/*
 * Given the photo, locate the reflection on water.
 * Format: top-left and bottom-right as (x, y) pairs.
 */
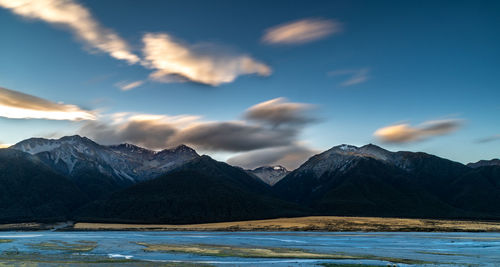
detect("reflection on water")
(0, 231), (499, 266)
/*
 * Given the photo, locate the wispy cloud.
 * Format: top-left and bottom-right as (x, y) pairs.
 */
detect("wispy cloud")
(141, 33), (271, 86)
(227, 143), (318, 170)
(328, 68), (370, 87)
(245, 97), (315, 126)
(0, 0), (139, 64)
(374, 119), (462, 143)
(476, 134), (500, 143)
(115, 80), (144, 91)
(263, 18), (341, 45)
(80, 114), (297, 152)
(0, 86), (96, 121)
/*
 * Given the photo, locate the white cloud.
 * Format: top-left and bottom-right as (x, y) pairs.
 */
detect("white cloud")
(263, 18), (341, 45)
(0, 86), (96, 121)
(374, 119), (462, 143)
(141, 33), (271, 86)
(115, 80), (144, 91)
(0, 0), (139, 64)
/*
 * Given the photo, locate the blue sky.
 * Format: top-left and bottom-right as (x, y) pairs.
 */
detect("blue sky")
(0, 0), (499, 168)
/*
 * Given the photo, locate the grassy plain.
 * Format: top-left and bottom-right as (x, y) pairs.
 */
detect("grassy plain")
(72, 216), (500, 232)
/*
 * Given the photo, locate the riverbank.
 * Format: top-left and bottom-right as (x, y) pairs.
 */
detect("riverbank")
(72, 216), (500, 232)
(2, 216), (500, 232)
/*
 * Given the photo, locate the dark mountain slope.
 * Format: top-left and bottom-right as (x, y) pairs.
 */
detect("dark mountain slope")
(447, 165), (500, 216)
(77, 156), (305, 224)
(276, 156), (460, 218)
(0, 149), (88, 223)
(274, 144), (498, 219)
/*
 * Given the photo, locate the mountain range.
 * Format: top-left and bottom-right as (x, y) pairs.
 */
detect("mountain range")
(0, 136), (499, 223)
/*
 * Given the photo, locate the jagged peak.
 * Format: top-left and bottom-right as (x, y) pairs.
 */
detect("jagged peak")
(158, 144), (198, 155)
(331, 144), (359, 151)
(253, 165), (288, 172)
(109, 143), (151, 151)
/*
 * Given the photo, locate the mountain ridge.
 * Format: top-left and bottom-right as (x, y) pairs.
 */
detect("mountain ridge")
(1, 135), (500, 223)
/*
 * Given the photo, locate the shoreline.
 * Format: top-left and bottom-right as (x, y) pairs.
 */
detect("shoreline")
(3, 216), (500, 232)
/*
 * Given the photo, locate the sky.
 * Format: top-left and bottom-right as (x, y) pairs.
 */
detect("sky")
(0, 0), (499, 169)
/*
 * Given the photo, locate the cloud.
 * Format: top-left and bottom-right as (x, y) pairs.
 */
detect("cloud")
(79, 98), (317, 156)
(115, 80), (144, 91)
(141, 33), (271, 86)
(0, 0), (139, 64)
(0, 87), (96, 120)
(245, 97), (315, 126)
(80, 116), (297, 152)
(374, 119), (462, 143)
(227, 143), (318, 170)
(79, 113), (198, 149)
(328, 68), (370, 87)
(476, 134), (500, 143)
(263, 18), (341, 45)
(170, 121), (297, 152)
(0, 143), (11, 149)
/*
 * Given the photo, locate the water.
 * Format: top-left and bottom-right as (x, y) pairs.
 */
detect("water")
(0, 231), (499, 266)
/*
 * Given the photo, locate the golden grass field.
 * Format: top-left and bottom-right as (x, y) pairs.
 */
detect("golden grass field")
(71, 216), (500, 232)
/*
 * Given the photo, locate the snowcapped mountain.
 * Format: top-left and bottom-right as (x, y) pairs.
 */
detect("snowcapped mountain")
(292, 143), (424, 178)
(467, 159), (500, 168)
(249, 165), (289, 185)
(273, 143), (493, 219)
(12, 135), (199, 183)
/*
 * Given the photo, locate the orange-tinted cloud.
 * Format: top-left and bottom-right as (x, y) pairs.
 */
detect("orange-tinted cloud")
(142, 33), (271, 86)
(0, 87), (96, 121)
(0, 0), (139, 64)
(374, 119), (462, 143)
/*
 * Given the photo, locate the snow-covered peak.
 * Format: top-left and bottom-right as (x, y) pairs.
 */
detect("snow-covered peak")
(12, 137), (63, 155)
(108, 143), (155, 155)
(12, 135), (98, 154)
(336, 144), (359, 151)
(250, 165), (289, 186)
(324, 143), (391, 161)
(11, 136), (199, 183)
(294, 143), (401, 178)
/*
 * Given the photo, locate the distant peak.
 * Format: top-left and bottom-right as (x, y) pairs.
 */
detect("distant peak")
(467, 158), (500, 168)
(111, 143), (143, 149)
(331, 144), (359, 152)
(361, 143), (381, 149)
(109, 143), (154, 154)
(173, 144), (192, 150)
(253, 165), (288, 172)
(273, 165), (287, 171)
(158, 144), (199, 156)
